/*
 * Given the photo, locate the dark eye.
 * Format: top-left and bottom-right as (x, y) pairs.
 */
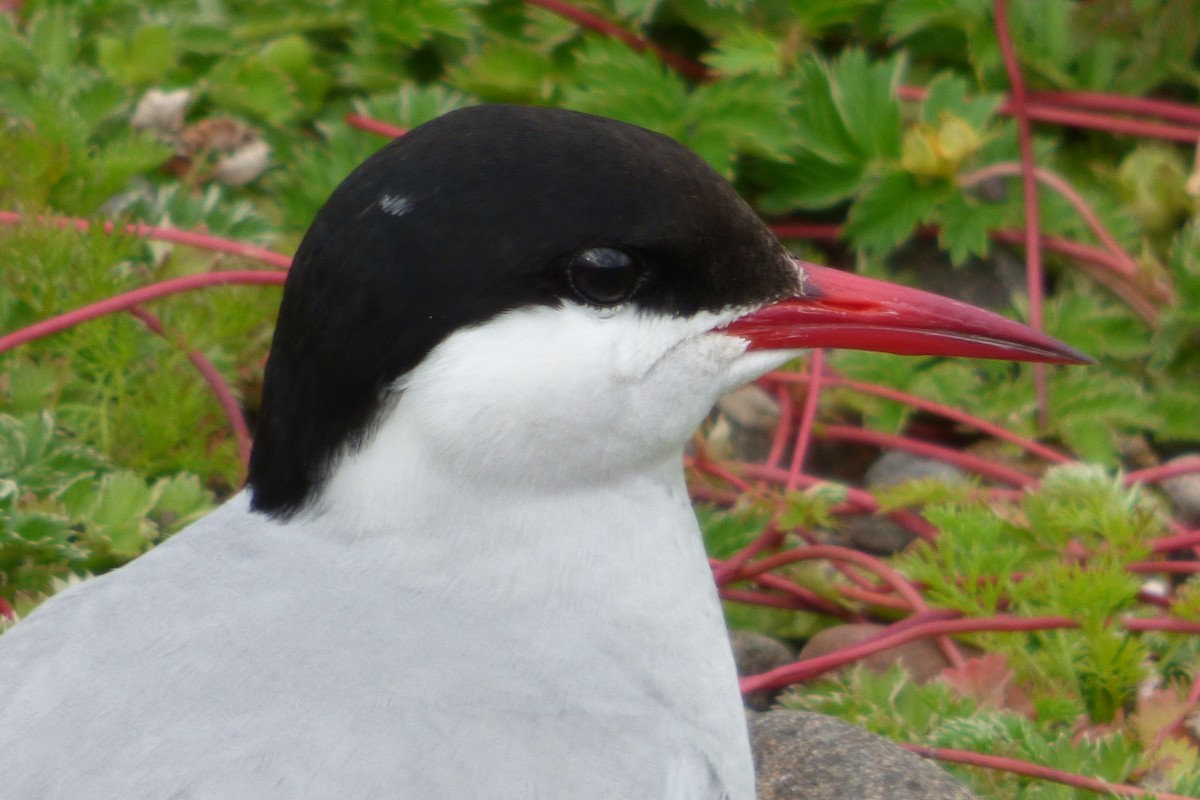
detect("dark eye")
(567, 247), (643, 307)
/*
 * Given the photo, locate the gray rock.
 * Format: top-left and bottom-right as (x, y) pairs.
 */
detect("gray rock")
(716, 384), (781, 462)
(750, 710), (978, 800)
(886, 239), (1025, 313)
(844, 450), (967, 555)
(1161, 454), (1200, 526)
(730, 630), (795, 711)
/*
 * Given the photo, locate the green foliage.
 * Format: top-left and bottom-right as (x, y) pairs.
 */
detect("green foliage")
(897, 465), (1165, 724)
(0, 412), (212, 613)
(782, 663), (1195, 799)
(2, 4), (1199, 794)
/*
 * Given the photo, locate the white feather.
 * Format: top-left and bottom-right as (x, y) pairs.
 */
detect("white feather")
(0, 304), (794, 799)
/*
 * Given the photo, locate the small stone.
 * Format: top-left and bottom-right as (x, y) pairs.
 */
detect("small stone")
(1161, 454), (1200, 526)
(730, 630), (795, 711)
(844, 450), (967, 554)
(214, 139), (271, 185)
(131, 88), (191, 134)
(750, 710), (978, 799)
(716, 384), (780, 462)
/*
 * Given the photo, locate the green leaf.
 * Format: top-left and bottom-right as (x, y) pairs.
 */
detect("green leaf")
(97, 24), (178, 86)
(0, 14), (38, 82)
(562, 38), (688, 136)
(685, 75), (797, 174)
(830, 49), (904, 161)
(151, 474), (213, 531)
(779, 483), (847, 530)
(206, 57), (300, 125)
(705, 28), (781, 77)
(937, 192), (1007, 265)
(793, 57), (861, 164)
(753, 150), (866, 212)
(452, 41), (554, 103)
(844, 171), (945, 253)
(89, 471), (158, 530)
(788, 0), (879, 32)
(921, 73), (1002, 129)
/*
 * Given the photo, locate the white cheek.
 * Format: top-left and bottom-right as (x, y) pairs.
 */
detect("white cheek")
(359, 304), (776, 486)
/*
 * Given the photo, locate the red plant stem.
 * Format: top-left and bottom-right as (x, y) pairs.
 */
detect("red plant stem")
(961, 163), (1142, 281)
(820, 424), (1038, 488)
(0, 271), (288, 354)
(718, 587), (807, 611)
(964, 162), (1175, 312)
(1028, 90), (1200, 127)
(1122, 618), (1200, 634)
(752, 571), (863, 621)
(0, 211), (292, 270)
(523, 0), (709, 81)
(767, 370), (1074, 465)
(898, 85), (1200, 142)
(787, 352), (823, 491)
(739, 614), (1078, 692)
(1127, 456), (1200, 485)
(344, 113), (406, 139)
(763, 383), (794, 470)
(988, 230), (1161, 323)
(994, 0), (1049, 428)
(1127, 561), (1200, 575)
(1151, 528), (1200, 554)
(835, 583), (913, 611)
(711, 519), (783, 586)
(1016, 103), (1200, 143)
(712, 558), (853, 620)
(732, 545), (930, 619)
(903, 744), (1199, 800)
(734, 463), (939, 540)
(686, 453), (755, 495)
(768, 222), (843, 241)
(127, 307), (251, 470)
(1152, 671), (1200, 756)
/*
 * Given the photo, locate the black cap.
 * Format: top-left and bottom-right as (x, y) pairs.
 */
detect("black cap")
(248, 104), (797, 517)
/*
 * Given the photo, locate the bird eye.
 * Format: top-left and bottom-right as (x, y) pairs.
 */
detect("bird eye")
(567, 247), (643, 307)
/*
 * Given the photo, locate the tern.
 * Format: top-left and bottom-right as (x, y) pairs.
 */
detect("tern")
(0, 104), (1088, 799)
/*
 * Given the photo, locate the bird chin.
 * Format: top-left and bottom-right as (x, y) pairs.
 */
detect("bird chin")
(726, 345), (801, 386)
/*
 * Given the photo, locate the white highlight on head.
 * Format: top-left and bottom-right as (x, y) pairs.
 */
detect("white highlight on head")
(379, 194), (413, 217)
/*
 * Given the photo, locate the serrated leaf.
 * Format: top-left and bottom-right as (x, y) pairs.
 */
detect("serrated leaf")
(705, 28), (781, 77)
(788, 0), (878, 31)
(562, 38), (688, 136)
(0, 14), (38, 82)
(89, 471), (158, 529)
(11, 512), (73, 546)
(753, 150), (866, 212)
(97, 25), (177, 86)
(206, 57), (300, 125)
(922, 73), (1002, 129)
(779, 482), (847, 530)
(938, 192), (1007, 264)
(844, 171), (945, 253)
(873, 477), (972, 513)
(793, 57), (861, 164)
(151, 474), (212, 531)
(831, 49), (904, 161)
(686, 75), (797, 172)
(452, 41), (552, 103)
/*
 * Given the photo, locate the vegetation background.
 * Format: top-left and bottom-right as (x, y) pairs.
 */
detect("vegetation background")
(1, 0), (1199, 796)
